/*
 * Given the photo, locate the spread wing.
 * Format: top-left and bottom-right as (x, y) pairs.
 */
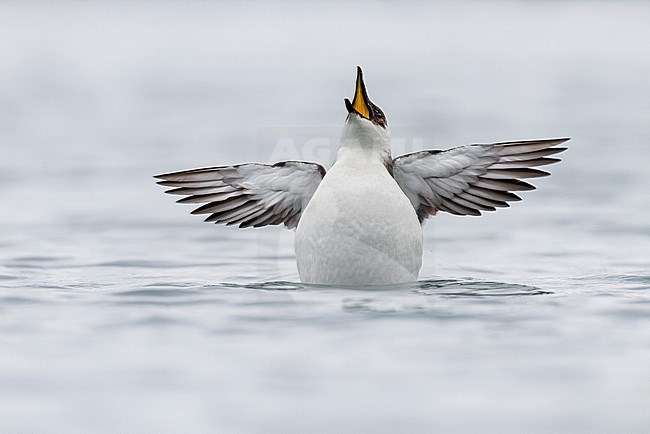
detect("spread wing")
(155, 161), (326, 229)
(393, 138), (569, 221)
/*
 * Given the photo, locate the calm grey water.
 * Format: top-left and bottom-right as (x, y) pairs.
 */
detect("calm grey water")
(2, 2), (650, 432)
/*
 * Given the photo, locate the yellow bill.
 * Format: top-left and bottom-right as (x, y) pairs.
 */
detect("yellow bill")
(351, 66), (371, 119)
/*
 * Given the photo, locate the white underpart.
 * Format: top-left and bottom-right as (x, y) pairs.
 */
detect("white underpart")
(295, 115), (423, 285)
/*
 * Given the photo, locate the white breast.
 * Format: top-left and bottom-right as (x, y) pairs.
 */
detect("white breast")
(295, 149), (423, 285)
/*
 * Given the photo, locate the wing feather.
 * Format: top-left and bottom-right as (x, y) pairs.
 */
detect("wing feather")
(155, 161), (326, 229)
(473, 178), (535, 191)
(393, 138), (568, 221)
(481, 168), (550, 179)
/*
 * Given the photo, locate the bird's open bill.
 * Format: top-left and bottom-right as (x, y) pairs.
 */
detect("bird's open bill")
(345, 66), (371, 119)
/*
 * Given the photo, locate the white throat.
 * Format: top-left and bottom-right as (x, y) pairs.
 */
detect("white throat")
(336, 114), (392, 166)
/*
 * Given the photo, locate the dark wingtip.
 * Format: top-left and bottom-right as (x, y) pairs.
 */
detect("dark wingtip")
(552, 138), (570, 147)
(155, 172), (178, 181)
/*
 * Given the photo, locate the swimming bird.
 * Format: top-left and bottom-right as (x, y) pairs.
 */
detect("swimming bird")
(155, 67), (568, 285)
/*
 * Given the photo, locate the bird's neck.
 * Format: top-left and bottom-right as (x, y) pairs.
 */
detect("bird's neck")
(335, 145), (392, 170)
(336, 122), (392, 169)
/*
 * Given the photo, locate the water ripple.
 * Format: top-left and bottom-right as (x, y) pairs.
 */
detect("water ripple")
(0, 274), (20, 281)
(219, 281), (305, 291)
(414, 278), (550, 297)
(214, 278), (548, 297)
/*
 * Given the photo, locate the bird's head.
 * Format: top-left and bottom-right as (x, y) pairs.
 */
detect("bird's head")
(343, 66), (390, 149)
